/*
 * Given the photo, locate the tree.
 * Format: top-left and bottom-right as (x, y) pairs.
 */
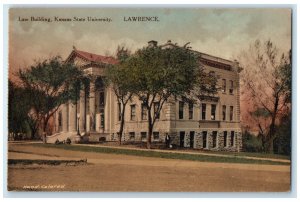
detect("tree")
(104, 46), (133, 145)
(239, 40), (291, 153)
(127, 44), (200, 149)
(273, 113), (291, 155)
(18, 56), (83, 143)
(8, 80), (31, 138)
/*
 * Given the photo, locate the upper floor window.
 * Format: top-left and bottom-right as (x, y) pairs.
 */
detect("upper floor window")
(230, 106), (234, 121)
(141, 103), (147, 120)
(229, 80), (234, 94)
(209, 71), (216, 77)
(222, 105), (226, 121)
(202, 104), (206, 120)
(130, 104), (136, 121)
(188, 102), (193, 120)
(179, 101), (184, 119)
(154, 102), (160, 119)
(211, 104), (216, 120)
(222, 79), (226, 93)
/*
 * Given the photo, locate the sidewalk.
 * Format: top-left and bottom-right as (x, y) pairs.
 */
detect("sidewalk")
(73, 143), (291, 163)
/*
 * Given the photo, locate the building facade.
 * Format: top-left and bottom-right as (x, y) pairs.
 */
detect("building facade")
(47, 41), (242, 152)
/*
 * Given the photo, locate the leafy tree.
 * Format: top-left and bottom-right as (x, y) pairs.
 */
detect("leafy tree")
(104, 46), (133, 145)
(239, 40), (291, 153)
(127, 44), (201, 149)
(8, 80), (31, 138)
(18, 56), (83, 143)
(273, 113), (291, 155)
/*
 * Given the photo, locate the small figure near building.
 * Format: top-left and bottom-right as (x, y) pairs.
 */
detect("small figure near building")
(165, 133), (171, 149)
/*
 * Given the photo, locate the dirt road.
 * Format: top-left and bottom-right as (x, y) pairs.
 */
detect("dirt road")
(7, 144), (290, 192)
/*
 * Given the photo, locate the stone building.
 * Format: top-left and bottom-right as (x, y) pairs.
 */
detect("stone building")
(47, 41), (242, 152)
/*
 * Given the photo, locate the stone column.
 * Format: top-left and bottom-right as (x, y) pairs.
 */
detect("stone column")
(79, 90), (86, 132)
(68, 101), (76, 132)
(62, 104), (68, 132)
(89, 81), (96, 131)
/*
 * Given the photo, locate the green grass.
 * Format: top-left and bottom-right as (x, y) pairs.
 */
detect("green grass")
(28, 143), (290, 166)
(201, 150), (290, 160)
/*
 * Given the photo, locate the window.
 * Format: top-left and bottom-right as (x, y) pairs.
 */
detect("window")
(224, 131), (227, 147)
(212, 131), (217, 148)
(222, 79), (226, 93)
(202, 131), (207, 148)
(179, 101), (184, 119)
(154, 102), (160, 119)
(130, 104), (136, 121)
(230, 131), (235, 147)
(141, 132), (147, 140)
(201, 104), (206, 120)
(222, 105), (226, 121)
(100, 113), (104, 129)
(141, 103), (147, 120)
(153, 132), (160, 140)
(117, 102), (121, 121)
(229, 80), (234, 94)
(211, 104), (216, 120)
(188, 102), (193, 119)
(129, 132), (135, 140)
(99, 91), (105, 106)
(209, 71), (216, 77)
(230, 106), (234, 121)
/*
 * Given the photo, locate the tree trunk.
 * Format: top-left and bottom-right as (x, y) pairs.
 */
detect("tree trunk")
(147, 107), (153, 149)
(30, 127), (36, 140)
(42, 117), (49, 144)
(118, 104), (126, 145)
(268, 95), (279, 153)
(268, 138), (274, 154)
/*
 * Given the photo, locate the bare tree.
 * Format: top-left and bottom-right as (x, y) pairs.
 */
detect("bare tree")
(239, 40), (291, 153)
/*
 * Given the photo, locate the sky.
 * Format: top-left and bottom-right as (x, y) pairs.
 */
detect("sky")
(9, 7), (291, 76)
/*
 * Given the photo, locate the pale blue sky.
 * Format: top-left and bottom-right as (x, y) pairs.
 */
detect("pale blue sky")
(9, 8), (291, 74)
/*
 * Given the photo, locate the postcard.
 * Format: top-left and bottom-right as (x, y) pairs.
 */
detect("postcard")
(7, 6), (292, 193)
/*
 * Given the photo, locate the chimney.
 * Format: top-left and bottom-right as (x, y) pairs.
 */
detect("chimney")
(148, 40), (158, 47)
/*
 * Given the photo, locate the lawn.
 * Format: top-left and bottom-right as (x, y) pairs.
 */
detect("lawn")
(29, 143), (290, 165)
(200, 150), (290, 160)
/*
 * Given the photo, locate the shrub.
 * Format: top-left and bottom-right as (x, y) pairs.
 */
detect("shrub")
(242, 131), (263, 152)
(66, 138), (71, 145)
